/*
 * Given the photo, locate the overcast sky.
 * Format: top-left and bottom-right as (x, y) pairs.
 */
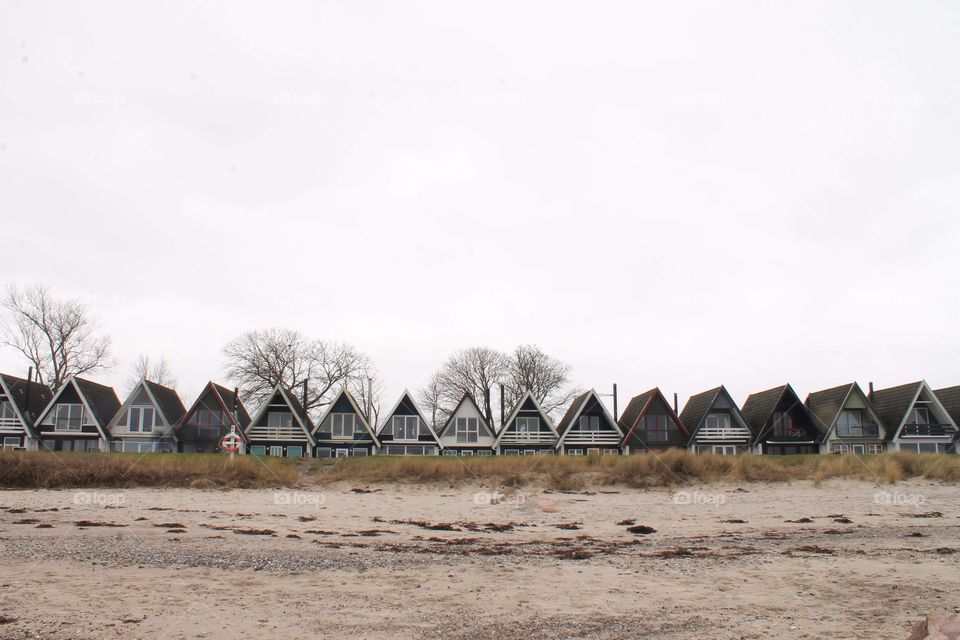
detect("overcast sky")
(1, 1), (958, 412)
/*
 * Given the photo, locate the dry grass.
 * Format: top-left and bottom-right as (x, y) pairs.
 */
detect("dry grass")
(0, 451), (299, 489)
(1, 450), (958, 490)
(311, 450), (960, 489)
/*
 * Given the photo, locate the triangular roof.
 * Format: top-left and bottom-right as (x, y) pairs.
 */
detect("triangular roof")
(378, 389), (441, 445)
(934, 385), (960, 427)
(245, 384), (317, 446)
(741, 383), (821, 444)
(176, 381), (252, 437)
(618, 387), (689, 442)
(0, 373), (53, 439)
(805, 382), (885, 437)
(437, 394), (496, 439)
(872, 380), (958, 438)
(36, 375), (121, 440)
(555, 389), (623, 440)
(679, 385), (753, 438)
(314, 387), (380, 446)
(493, 390), (558, 446)
(108, 378), (186, 437)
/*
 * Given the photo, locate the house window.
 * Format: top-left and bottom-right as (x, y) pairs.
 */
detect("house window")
(503, 449), (520, 456)
(3, 436), (20, 449)
(250, 445), (266, 455)
(287, 446), (304, 458)
(315, 447), (332, 458)
(832, 444), (849, 454)
(523, 450), (537, 455)
(53, 404), (85, 431)
(642, 415), (669, 441)
(909, 407), (930, 425)
(587, 448), (601, 455)
(335, 448), (349, 458)
(269, 446), (283, 457)
(837, 410), (862, 436)
(705, 413), (730, 430)
(476, 450), (492, 456)
(516, 417), (539, 436)
(127, 406), (157, 433)
(852, 444), (865, 454)
(442, 449), (458, 456)
(771, 412), (796, 437)
(0, 401), (17, 422)
(460, 450), (474, 456)
(578, 416), (600, 431)
(353, 448), (368, 457)
(331, 414), (355, 438)
(868, 444), (885, 454)
(455, 417), (479, 443)
(392, 415), (420, 440)
(267, 412), (293, 429)
(568, 449), (584, 456)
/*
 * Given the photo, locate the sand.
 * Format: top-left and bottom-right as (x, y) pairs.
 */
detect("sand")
(0, 479), (957, 639)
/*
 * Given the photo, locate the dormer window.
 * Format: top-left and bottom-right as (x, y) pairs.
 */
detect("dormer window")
(392, 415), (419, 440)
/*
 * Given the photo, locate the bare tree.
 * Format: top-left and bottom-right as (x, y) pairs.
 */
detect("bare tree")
(503, 344), (579, 417)
(0, 284), (113, 389)
(421, 347), (509, 426)
(222, 327), (370, 417)
(127, 353), (177, 392)
(417, 371), (445, 430)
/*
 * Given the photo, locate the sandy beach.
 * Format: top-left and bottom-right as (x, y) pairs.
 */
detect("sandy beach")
(0, 479), (957, 639)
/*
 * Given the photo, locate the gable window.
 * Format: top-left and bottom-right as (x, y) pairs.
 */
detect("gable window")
(267, 412), (293, 429)
(909, 406), (930, 426)
(53, 404), (84, 431)
(127, 406), (157, 433)
(392, 415), (420, 440)
(332, 413), (355, 438)
(455, 417), (479, 443)
(578, 416), (600, 431)
(195, 409), (227, 438)
(516, 417), (539, 437)
(641, 415), (669, 441)
(771, 412), (796, 438)
(837, 410), (863, 437)
(0, 401), (17, 424)
(705, 413), (731, 430)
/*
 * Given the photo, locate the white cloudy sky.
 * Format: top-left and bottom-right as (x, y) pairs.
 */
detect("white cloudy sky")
(1, 1), (958, 412)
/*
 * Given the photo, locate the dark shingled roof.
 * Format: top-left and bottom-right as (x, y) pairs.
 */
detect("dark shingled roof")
(805, 383), (856, 432)
(870, 382), (922, 433)
(934, 385), (960, 427)
(556, 391), (592, 435)
(0, 373), (53, 427)
(741, 385), (787, 433)
(211, 383), (252, 428)
(73, 377), (121, 428)
(145, 380), (186, 426)
(282, 387), (315, 431)
(617, 389), (656, 432)
(438, 394), (495, 438)
(678, 387), (723, 433)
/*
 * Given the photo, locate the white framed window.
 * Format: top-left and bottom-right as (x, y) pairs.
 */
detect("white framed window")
(837, 410), (863, 436)
(442, 449), (457, 456)
(523, 450), (537, 456)
(392, 415), (420, 440)
(335, 448), (349, 458)
(868, 444), (884, 454)
(832, 444), (849, 454)
(852, 444), (865, 454)
(127, 406), (157, 433)
(476, 449), (492, 456)
(460, 449), (474, 456)
(909, 407), (930, 425)
(705, 413), (731, 430)
(503, 449), (519, 456)
(267, 412), (293, 431)
(269, 446), (283, 457)
(569, 449), (584, 456)
(52, 404), (84, 431)
(0, 401), (17, 422)
(712, 445), (736, 455)
(287, 446), (304, 458)
(332, 414), (355, 438)
(315, 447), (332, 458)
(455, 417), (479, 443)
(603, 449), (618, 455)
(352, 448), (368, 456)
(578, 416), (600, 431)
(516, 417), (539, 436)
(3, 436), (20, 449)
(586, 448), (601, 455)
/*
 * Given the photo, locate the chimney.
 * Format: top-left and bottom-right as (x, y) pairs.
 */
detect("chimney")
(612, 383), (618, 422)
(24, 367), (33, 424)
(301, 380), (309, 420)
(673, 392), (679, 414)
(499, 383), (506, 426)
(868, 382), (875, 401)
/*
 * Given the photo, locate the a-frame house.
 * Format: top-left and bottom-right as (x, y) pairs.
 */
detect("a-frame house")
(437, 394), (496, 456)
(313, 388), (380, 458)
(0, 373), (53, 450)
(742, 384), (821, 455)
(494, 390), (558, 455)
(679, 386), (753, 455)
(934, 385), (960, 453)
(871, 381), (957, 454)
(377, 390), (441, 455)
(618, 388), (689, 453)
(175, 382), (251, 453)
(554, 389), (622, 455)
(107, 379), (185, 453)
(35, 376), (120, 452)
(244, 385), (315, 458)
(805, 382), (887, 454)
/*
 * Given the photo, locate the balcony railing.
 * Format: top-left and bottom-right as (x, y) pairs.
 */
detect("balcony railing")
(836, 423), (880, 438)
(563, 430), (621, 443)
(697, 426), (752, 441)
(900, 423), (955, 437)
(0, 417), (22, 429)
(500, 431), (556, 443)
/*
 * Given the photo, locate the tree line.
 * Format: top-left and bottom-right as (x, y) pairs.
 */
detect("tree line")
(0, 284), (578, 427)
